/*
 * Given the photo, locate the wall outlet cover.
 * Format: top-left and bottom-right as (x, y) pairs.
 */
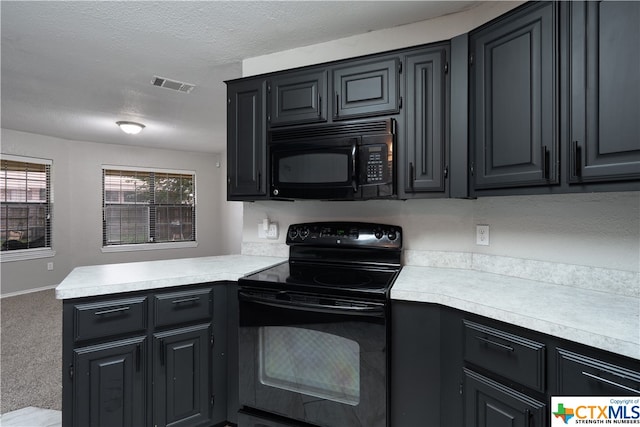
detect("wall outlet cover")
(476, 225), (490, 246)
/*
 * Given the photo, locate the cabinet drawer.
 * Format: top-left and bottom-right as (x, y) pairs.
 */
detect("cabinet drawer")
(557, 348), (640, 395)
(73, 297), (147, 342)
(464, 320), (546, 392)
(154, 288), (212, 327)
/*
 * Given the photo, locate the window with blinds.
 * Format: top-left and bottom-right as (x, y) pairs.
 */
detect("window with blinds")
(103, 168), (196, 246)
(0, 156), (52, 252)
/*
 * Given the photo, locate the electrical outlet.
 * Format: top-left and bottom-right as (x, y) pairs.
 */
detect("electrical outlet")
(266, 222), (278, 239)
(258, 223), (267, 238)
(476, 225), (490, 246)
(47, 262), (54, 271)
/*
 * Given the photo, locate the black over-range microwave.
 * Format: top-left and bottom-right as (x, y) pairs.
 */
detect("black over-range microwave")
(269, 118), (396, 200)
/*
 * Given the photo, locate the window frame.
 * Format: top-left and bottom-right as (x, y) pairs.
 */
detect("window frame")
(0, 154), (56, 262)
(101, 165), (198, 253)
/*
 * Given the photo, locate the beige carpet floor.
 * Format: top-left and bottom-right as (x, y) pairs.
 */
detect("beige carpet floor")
(1, 289), (62, 413)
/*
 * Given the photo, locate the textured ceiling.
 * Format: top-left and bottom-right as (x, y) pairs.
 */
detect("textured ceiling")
(1, 1), (478, 153)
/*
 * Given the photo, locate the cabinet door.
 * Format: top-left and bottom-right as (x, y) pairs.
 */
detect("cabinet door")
(470, 2), (557, 189)
(568, 1), (640, 183)
(404, 48), (447, 194)
(332, 57), (400, 119)
(464, 369), (546, 427)
(227, 79), (267, 199)
(269, 70), (327, 126)
(153, 323), (212, 427)
(557, 348), (640, 395)
(73, 336), (146, 427)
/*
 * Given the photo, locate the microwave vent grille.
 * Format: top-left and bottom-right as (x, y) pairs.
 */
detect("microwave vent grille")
(270, 119), (392, 143)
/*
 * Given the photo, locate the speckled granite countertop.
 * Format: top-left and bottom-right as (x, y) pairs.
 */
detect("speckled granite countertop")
(392, 266), (640, 360)
(55, 251), (639, 360)
(54, 255), (286, 300)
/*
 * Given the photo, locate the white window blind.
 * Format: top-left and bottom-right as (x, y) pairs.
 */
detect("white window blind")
(0, 156), (52, 253)
(102, 168), (196, 247)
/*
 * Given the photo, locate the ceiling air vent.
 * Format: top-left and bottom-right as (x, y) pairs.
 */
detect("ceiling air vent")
(151, 76), (195, 94)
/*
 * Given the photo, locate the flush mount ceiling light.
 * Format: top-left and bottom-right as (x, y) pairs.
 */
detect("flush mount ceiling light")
(116, 121), (145, 135)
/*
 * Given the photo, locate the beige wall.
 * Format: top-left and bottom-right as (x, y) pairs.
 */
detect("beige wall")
(239, 1), (640, 273)
(1, 128), (240, 295)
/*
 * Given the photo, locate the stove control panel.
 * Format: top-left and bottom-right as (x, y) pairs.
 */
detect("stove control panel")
(286, 222), (402, 249)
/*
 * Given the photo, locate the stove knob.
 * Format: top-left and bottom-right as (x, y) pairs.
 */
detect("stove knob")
(299, 227), (310, 239)
(288, 228), (298, 240)
(374, 229), (384, 239)
(387, 230), (397, 241)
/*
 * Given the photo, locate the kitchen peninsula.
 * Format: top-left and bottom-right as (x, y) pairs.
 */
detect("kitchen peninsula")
(56, 253), (639, 427)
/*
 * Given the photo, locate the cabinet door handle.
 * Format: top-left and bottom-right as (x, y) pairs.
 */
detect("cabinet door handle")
(351, 140), (358, 192)
(572, 141), (582, 178)
(257, 170), (262, 192)
(475, 335), (515, 352)
(318, 94), (322, 117)
(94, 306), (130, 316)
(159, 339), (165, 366)
(581, 371), (639, 394)
(525, 409), (532, 427)
(335, 93), (340, 117)
(135, 344), (141, 372)
(171, 296), (200, 305)
(409, 162), (415, 190)
(542, 145), (550, 180)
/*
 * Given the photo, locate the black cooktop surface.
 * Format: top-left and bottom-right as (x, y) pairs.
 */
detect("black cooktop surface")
(240, 260), (400, 299)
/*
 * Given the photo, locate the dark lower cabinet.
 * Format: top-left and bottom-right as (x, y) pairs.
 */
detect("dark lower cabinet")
(557, 348), (640, 395)
(391, 302), (640, 427)
(153, 324), (213, 427)
(73, 336), (146, 427)
(463, 369), (546, 427)
(63, 284), (226, 427)
(567, 0), (640, 184)
(470, 1), (557, 190)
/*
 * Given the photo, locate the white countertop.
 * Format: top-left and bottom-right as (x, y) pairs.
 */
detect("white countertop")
(392, 266), (640, 360)
(54, 255), (286, 300)
(55, 254), (639, 360)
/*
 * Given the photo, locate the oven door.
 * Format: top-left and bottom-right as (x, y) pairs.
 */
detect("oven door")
(238, 289), (387, 427)
(270, 137), (358, 200)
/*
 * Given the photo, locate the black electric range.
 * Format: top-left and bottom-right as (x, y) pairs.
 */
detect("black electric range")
(240, 221), (403, 300)
(237, 221), (403, 427)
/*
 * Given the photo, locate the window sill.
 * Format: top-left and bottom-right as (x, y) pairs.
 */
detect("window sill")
(101, 241), (198, 253)
(0, 248), (56, 262)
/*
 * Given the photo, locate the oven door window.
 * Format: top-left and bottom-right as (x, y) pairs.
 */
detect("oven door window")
(259, 326), (360, 406)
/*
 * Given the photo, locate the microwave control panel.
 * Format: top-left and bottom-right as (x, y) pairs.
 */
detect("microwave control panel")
(361, 143), (391, 185)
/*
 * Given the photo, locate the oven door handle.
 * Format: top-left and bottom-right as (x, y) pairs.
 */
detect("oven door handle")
(239, 291), (385, 317)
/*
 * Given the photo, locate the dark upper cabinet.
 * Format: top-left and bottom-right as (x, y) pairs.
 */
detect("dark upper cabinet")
(226, 78), (267, 200)
(269, 70), (327, 127)
(332, 57), (400, 120)
(402, 46), (448, 195)
(567, 1), (640, 184)
(470, 2), (557, 190)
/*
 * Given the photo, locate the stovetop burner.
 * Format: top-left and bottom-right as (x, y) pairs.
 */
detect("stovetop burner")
(313, 271), (373, 287)
(240, 222), (403, 300)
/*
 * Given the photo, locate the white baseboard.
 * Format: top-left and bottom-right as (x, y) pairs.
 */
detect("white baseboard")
(0, 284), (58, 299)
